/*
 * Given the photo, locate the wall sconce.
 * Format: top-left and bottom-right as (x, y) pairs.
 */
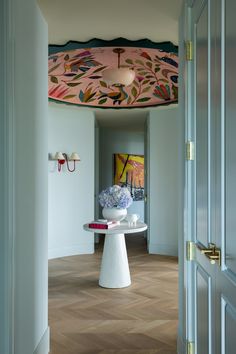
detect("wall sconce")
(52, 152), (81, 172)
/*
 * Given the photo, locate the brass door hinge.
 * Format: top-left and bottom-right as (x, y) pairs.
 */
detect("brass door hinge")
(186, 241), (195, 261)
(186, 141), (194, 161)
(186, 40), (193, 61)
(187, 341), (195, 354)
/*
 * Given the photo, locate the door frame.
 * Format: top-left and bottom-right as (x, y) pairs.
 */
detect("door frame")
(0, 0), (15, 352)
(178, 0), (197, 352)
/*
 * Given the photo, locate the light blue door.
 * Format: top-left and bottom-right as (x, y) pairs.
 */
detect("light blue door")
(190, 0), (236, 352)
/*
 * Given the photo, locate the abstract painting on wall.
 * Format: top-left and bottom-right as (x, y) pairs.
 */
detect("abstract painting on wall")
(114, 153), (144, 201)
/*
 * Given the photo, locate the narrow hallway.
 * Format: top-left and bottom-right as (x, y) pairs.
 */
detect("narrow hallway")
(49, 235), (178, 353)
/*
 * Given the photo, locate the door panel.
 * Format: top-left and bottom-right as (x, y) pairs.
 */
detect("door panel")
(195, 1), (209, 247)
(222, 302), (236, 354)
(195, 265), (212, 354)
(225, 0), (236, 276)
(193, 1), (216, 352)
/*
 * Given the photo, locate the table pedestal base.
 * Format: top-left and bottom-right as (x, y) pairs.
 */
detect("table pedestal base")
(99, 233), (131, 288)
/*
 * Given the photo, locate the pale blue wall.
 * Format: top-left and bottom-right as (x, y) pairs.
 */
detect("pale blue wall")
(99, 128), (145, 221)
(13, 2), (49, 353)
(148, 107), (179, 256)
(48, 104), (95, 258)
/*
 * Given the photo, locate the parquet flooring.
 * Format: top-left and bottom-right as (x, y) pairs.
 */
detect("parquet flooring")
(48, 234), (178, 354)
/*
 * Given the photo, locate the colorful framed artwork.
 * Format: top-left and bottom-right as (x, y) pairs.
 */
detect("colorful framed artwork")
(48, 38), (178, 109)
(114, 153), (144, 201)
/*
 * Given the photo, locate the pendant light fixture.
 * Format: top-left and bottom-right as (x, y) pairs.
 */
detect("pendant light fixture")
(102, 48), (135, 86)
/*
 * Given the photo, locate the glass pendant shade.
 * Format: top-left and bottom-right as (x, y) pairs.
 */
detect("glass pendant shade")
(102, 48), (135, 86)
(102, 67), (135, 86)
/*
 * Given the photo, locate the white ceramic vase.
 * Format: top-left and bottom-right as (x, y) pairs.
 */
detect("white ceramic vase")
(102, 207), (127, 222)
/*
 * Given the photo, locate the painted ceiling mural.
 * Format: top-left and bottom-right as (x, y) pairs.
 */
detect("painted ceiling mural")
(48, 39), (178, 108)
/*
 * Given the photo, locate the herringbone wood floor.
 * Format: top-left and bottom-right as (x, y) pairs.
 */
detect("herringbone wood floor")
(49, 234), (178, 354)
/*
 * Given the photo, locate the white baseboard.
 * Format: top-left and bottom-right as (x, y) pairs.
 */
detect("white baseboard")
(149, 242), (178, 256)
(33, 327), (50, 354)
(48, 243), (94, 260)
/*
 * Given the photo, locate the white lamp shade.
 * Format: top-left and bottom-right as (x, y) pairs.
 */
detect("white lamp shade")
(102, 67), (135, 86)
(69, 152), (81, 161)
(54, 152), (65, 160)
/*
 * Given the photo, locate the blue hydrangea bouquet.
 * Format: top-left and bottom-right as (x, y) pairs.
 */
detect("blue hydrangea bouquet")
(98, 185), (133, 209)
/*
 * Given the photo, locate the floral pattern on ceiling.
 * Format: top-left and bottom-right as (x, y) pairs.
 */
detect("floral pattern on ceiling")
(48, 39), (178, 108)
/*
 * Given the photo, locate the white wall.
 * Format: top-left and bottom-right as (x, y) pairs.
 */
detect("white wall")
(48, 104), (95, 259)
(148, 107), (178, 256)
(13, 2), (49, 354)
(99, 128), (145, 221)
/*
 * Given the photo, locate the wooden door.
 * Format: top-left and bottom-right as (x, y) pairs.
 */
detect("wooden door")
(189, 0), (236, 353)
(192, 0), (217, 352)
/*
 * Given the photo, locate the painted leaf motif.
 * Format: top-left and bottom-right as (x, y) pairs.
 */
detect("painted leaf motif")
(142, 86), (151, 93)
(137, 97), (151, 102)
(84, 88), (92, 101)
(64, 73), (77, 77)
(79, 90), (84, 102)
(127, 96), (132, 105)
(166, 84), (170, 96)
(133, 80), (139, 88)
(140, 51), (152, 61)
(72, 73), (85, 81)
(142, 79), (150, 85)
(155, 66), (160, 73)
(51, 76), (58, 84)
(89, 75), (102, 79)
(67, 82), (81, 87)
(63, 94), (76, 99)
(160, 56), (178, 68)
(49, 63), (61, 74)
(131, 86), (138, 98)
(146, 62), (152, 69)
(87, 93), (97, 102)
(153, 84), (171, 100)
(170, 75), (178, 83)
(172, 84), (178, 99)
(82, 88), (97, 102)
(99, 80), (107, 88)
(162, 69), (177, 78)
(135, 59), (144, 66)
(57, 87), (69, 98)
(92, 65), (107, 73)
(125, 59), (133, 65)
(155, 56), (162, 63)
(98, 98), (107, 104)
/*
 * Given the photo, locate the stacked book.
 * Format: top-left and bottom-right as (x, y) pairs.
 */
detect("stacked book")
(88, 219), (119, 229)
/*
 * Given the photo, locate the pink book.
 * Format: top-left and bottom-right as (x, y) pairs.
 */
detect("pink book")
(88, 222), (118, 229)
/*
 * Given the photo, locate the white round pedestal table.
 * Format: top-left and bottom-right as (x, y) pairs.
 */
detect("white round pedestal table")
(83, 221), (147, 289)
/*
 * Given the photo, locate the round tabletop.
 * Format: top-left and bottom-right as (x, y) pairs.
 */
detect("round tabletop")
(83, 221), (148, 235)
